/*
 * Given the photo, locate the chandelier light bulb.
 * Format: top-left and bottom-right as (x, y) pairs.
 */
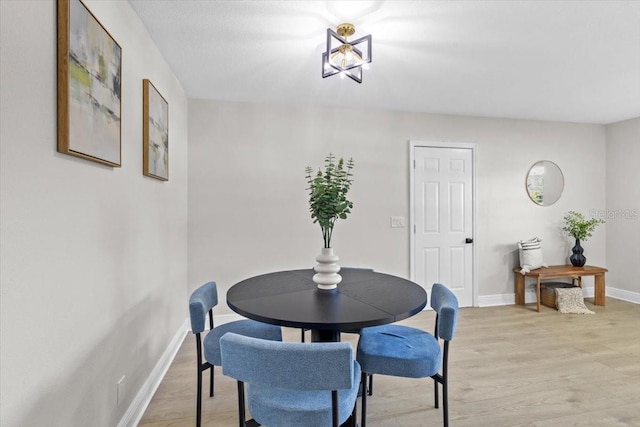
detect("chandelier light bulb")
(321, 22), (371, 84)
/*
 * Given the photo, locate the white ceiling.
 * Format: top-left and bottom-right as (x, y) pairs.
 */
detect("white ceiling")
(129, 1), (640, 124)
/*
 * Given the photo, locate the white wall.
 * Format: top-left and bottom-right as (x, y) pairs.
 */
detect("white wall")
(606, 117), (640, 296)
(188, 99), (607, 312)
(0, 1), (188, 426)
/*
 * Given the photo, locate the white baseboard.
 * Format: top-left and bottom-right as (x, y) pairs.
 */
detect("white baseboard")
(477, 293), (516, 307)
(478, 286), (639, 307)
(117, 312), (251, 427)
(606, 287), (640, 304)
(117, 318), (189, 427)
(214, 312), (246, 326)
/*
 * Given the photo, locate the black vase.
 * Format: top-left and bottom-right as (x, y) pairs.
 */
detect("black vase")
(570, 239), (587, 267)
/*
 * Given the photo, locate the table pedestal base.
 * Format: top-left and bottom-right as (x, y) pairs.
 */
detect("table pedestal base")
(311, 329), (341, 342)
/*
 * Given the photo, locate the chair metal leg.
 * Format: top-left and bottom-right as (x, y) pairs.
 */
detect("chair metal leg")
(360, 372), (368, 427)
(196, 366), (202, 427)
(210, 365), (214, 397)
(237, 381), (246, 427)
(439, 340), (450, 427)
(442, 377), (449, 427)
(196, 332), (215, 426)
(206, 310), (215, 398)
(331, 390), (340, 427)
(195, 333), (204, 427)
(367, 374), (373, 396)
(301, 328), (305, 342)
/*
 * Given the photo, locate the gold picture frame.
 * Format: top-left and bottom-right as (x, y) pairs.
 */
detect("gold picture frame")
(143, 79), (169, 181)
(57, 0), (122, 166)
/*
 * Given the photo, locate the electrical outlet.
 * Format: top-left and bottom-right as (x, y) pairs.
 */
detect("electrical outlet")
(391, 216), (406, 228)
(117, 375), (126, 406)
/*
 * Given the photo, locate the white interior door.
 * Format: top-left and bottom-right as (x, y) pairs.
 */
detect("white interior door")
(411, 145), (474, 307)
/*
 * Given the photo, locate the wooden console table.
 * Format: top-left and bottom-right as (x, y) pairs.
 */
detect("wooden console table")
(513, 265), (608, 312)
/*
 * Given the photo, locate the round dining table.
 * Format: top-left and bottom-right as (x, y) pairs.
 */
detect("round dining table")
(227, 268), (428, 342)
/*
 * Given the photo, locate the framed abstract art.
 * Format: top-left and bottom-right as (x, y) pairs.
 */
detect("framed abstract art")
(142, 79), (169, 181)
(57, 0), (122, 166)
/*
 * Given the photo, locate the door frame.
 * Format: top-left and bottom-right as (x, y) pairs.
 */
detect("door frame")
(409, 140), (479, 307)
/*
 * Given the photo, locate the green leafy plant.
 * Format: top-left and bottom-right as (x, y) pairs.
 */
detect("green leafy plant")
(305, 154), (355, 248)
(562, 211), (605, 241)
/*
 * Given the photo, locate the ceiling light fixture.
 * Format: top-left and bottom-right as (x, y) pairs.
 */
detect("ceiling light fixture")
(322, 23), (372, 84)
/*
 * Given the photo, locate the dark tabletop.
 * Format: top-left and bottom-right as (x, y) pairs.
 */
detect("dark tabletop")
(227, 269), (428, 334)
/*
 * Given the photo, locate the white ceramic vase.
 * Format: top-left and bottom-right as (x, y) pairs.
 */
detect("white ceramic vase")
(313, 247), (342, 290)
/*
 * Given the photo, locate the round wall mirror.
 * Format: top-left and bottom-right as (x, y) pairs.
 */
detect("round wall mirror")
(526, 160), (564, 206)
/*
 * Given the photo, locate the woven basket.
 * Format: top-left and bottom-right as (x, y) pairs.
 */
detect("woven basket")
(540, 282), (577, 308)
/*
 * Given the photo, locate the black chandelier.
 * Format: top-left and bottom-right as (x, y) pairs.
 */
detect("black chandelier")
(322, 23), (372, 84)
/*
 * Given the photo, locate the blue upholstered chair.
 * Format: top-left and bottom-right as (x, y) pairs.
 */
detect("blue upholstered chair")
(220, 332), (361, 427)
(356, 283), (459, 427)
(301, 267), (374, 342)
(189, 282), (282, 427)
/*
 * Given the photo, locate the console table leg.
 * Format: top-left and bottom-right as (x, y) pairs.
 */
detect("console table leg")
(515, 274), (525, 305)
(594, 274), (606, 306)
(536, 278), (541, 312)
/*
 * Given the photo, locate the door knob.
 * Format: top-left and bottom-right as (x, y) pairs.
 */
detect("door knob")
(465, 238), (473, 244)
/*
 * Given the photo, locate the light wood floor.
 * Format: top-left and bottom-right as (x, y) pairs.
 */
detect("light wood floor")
(139, 298), (640, 426)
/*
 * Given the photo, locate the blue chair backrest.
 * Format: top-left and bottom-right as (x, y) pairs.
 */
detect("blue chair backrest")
(189, 281), (218, 334)
(221, 333), (355, 391)
(430, 283), (459, 341)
